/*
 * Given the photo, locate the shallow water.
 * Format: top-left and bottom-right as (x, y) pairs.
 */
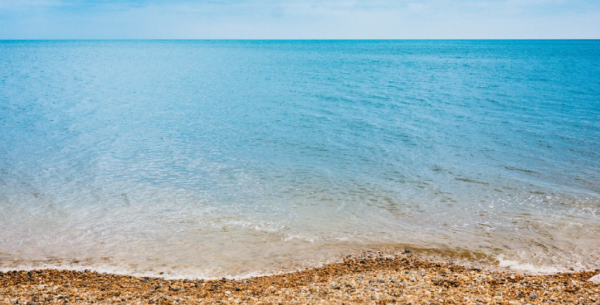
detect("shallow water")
(1, 40), (599, 277)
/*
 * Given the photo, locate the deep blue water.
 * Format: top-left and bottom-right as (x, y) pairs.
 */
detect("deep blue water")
(1, 40), (599, 277)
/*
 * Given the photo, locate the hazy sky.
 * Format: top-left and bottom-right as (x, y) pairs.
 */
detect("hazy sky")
(1, 0), (599, 39)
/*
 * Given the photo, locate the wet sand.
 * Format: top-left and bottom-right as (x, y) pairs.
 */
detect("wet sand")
(1, 253), (599, 304)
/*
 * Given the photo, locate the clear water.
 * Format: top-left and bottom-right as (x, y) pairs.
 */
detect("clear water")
(1, 40), (599, 277)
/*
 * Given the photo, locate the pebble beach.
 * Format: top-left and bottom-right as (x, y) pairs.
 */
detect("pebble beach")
(2, 253), (599, 304)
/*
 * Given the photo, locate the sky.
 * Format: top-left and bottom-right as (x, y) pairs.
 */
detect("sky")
(1, 0), (599, 39)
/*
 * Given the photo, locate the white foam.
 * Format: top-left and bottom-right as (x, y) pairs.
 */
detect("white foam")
(0, 263), (279, 281)
(496, 255), (568, 274)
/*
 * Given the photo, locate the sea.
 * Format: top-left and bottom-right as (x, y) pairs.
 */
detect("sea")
(1, 40), (599, 278)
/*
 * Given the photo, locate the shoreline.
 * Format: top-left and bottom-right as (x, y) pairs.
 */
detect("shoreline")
(1, 253), (599, 304)
(2, 245), (586, 281)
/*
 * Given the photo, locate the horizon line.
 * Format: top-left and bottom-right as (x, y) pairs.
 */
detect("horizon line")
(2, 38), (600, 41)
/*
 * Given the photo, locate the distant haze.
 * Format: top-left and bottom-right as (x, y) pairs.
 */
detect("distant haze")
(1, 0), (599, 39)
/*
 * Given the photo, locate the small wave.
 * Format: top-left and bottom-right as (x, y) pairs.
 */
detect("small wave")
(496, 255), (568, 274)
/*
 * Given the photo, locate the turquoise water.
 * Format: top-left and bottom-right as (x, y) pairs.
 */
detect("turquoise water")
(1, 40), (599, 277)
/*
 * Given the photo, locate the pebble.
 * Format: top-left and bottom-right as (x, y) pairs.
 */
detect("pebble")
(530, 292), (538, 299)
(589, 273), (600, 284)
